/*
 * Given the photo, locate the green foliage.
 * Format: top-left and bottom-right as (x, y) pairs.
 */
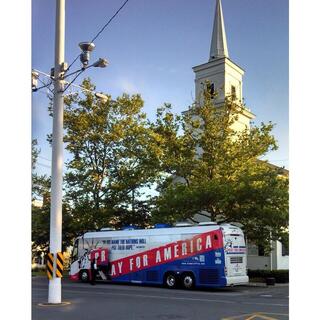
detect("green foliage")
(152, 84), (289, 247)
(31, 140), (75, 252)
(32, 201), (77, 252)
(32, 139), (40, 170)
(32, 79), (288, 252)
(63, 79), (162, 230)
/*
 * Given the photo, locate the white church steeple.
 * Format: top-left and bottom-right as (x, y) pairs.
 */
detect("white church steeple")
(210, 0), (229, 60)
(192, 0), (255, 132)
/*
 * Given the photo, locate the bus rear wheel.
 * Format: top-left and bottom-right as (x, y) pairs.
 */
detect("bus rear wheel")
(181, 273), (195, 290)
(80, 270), (89, 283)
(164, 273), (177, 289)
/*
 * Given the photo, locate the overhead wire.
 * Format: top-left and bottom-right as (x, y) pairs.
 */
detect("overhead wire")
(37, 77), (54, 93)
(38, 155), (51, 162)
(63, 69), (85, 92)
(66, 0), (130, 74)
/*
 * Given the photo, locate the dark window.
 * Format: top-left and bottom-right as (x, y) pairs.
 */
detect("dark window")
(206, 82), (215, 98)
(231, 85), (236, 100)
(258, 245), (266, 256)
(282, 243), (289, 256)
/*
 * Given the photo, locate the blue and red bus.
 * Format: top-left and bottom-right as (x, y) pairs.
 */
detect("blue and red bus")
(69, 222), (248, 289)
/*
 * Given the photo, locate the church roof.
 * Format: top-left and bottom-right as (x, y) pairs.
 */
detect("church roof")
(209, 0), (229, 61)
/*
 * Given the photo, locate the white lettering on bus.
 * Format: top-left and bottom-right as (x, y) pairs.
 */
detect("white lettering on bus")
(101, 250), (105, 262)
(181, 242), (187, 256)
(143, 254), (148, 267)
(156, 250), (161, 263)
(136, 256), (141, 268)
(174, 244), (179, 258)
(205, 235), (212, 249)
(129, 258), (134, 271)
(190, 240), (194, 253)
(197, 238), (202, 251)
(111, 264), (116, 276)
(117, 261), (123, 274)
(164, 247), (172, 260)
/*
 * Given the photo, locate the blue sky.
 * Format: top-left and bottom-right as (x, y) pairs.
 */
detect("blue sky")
(32, 0), (288, 174)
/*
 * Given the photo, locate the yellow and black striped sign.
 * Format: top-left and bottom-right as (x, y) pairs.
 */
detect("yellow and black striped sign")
(56, 252), (64, 278)
(46, 253), (54, 280)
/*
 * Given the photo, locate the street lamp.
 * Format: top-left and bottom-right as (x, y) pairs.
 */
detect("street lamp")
(95, 92), (109, 101)
(79, 41), (95, 68)
(32, 71), (39, 91)
(93, 58), (108, 68)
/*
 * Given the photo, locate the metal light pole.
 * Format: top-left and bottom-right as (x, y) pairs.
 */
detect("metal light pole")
(48, 0), (65, 304)
(31, 0), (109, 304)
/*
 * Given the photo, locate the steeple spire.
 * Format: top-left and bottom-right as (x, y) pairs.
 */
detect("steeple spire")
(209, 0), (229, 61)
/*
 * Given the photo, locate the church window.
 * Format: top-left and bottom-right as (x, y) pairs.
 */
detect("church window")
(206, 82), (215, 98)
(231, 85), (236, 100)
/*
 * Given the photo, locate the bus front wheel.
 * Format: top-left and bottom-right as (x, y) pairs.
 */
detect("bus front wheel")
(80, 270), (89, 283)
(164, 273), (177, 289)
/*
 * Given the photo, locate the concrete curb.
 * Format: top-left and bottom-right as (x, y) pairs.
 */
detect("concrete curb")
(245, 282), (289, 287)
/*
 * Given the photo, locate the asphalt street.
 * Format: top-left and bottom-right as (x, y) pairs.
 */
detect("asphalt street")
(32, 276), (289, 320)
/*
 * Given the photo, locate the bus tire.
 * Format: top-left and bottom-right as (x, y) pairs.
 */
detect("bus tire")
(79, 270), (89, 283)
(164, 272), (177, 289)
(181, 272), (195, 290)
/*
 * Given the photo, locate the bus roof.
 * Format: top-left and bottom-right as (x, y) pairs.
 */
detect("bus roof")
(82, 224), (242, 239)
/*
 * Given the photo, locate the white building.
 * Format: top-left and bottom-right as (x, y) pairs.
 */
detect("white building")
(187, 0), (288, 271)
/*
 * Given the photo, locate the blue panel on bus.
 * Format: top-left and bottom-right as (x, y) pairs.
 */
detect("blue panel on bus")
(112, 249), (227, 287)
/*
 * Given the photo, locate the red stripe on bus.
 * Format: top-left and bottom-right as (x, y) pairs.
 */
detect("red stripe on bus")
(109, 230), (223, 278)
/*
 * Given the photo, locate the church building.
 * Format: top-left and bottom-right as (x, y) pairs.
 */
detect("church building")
(188, 0), (289, 271)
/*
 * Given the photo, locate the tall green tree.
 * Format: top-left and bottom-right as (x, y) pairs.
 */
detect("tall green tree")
(63, 79), (162, 231)
(152, 87), (289, 248)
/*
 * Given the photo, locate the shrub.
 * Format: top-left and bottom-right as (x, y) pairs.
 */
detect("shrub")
(248, 269), (289, 283)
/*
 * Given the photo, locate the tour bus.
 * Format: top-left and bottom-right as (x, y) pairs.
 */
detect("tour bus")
(69, 222), (249, 289)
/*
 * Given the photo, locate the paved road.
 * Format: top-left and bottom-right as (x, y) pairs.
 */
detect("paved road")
(32, 277), (289, 320)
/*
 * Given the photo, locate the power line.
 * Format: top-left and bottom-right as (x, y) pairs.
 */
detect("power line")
(63, 69), (85, 92)
(32, 68), (102, 98)
(66, 0), (131, 73)
(38, 155), (51, 162)
(91, 0), (130, 43)
(37, 76), (53, 93)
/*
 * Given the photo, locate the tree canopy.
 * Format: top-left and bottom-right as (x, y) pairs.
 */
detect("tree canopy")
(63, 79), (162, 231)
(32, 80), (289, 252)
(152, 87), (289, 248)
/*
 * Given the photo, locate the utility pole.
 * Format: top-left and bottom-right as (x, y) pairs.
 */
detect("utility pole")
(31, 0), (109, 304)
(48, 0), (65, 304)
